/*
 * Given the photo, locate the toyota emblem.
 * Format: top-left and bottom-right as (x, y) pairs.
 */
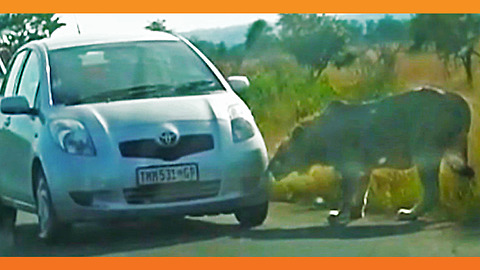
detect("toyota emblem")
(157, 131), (179, 147)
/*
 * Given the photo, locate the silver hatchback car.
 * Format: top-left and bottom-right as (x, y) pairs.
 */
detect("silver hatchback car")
(0, 32), (269, 242)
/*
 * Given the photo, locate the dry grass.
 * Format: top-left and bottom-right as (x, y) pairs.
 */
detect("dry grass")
(395, 52), (447, 86)
(270, 165), (340, 203)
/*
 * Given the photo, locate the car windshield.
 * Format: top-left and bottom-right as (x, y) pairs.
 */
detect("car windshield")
(49, 41), (225, 105)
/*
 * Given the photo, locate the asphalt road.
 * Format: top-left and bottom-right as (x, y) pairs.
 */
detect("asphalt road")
(2, 202), (480, 256)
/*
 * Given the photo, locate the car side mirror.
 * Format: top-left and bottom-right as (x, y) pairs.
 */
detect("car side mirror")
(1, 96), (33, 115)
(228, 76), (250, 93)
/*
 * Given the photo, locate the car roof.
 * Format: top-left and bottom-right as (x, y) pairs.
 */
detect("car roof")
(35, 31), (181, 51)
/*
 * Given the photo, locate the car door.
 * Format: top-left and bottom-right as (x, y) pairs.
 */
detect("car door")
(0, 50), (29, 201)
(1, 48), (41, 204)
(5, 50), (43, 204)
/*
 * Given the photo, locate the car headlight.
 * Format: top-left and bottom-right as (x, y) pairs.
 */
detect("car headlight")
(49, 119), (96, 156)
(229, 105), (255, 143)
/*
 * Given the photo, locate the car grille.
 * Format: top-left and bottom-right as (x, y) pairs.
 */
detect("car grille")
(119, 134), (214, 161)
(123, 180), (221, 204)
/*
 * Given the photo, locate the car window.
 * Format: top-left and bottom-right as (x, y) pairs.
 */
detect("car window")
(16, 51), (41, 107)
(1, 50), (29, 97)
(49, 41), (225, 105)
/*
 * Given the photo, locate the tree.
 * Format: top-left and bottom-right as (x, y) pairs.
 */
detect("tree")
(277, 14), (350, 79)
(339, 19), (364, 45)
(410, 14), (480, 86)
(0, 14), (65, 59)
(245, 19), (277, 51)
(191, 39), (228, 62)
(145, 19), (171, 33)
(365, 15), (409, 44)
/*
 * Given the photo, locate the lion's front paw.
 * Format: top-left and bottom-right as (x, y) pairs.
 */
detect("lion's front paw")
(328, 210), (350, 226)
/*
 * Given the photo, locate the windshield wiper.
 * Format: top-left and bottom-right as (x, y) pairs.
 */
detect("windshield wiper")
(174, 80), (219, 93)
(65, 84), (174, 105)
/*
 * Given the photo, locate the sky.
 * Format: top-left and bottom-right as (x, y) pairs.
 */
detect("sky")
(53, 14), (281, 37)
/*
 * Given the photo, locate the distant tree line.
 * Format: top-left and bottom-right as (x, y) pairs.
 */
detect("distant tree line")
(149, 14), (479, 86)
(1, 14), (479, 87)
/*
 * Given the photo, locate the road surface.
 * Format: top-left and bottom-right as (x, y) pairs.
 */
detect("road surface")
(2, 202), (480, 256)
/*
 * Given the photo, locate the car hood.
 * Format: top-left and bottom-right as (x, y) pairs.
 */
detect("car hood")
(48, 92), (243, 129)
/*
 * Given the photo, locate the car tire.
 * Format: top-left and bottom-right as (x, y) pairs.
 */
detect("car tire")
(234, 201), (268, 228)
(36, 169), (70, 244)
(0, 202), (17, 247)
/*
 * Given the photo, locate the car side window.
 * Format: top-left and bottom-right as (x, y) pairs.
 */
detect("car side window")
(1, 50), (29, 97)
(16, 51), (41, 107)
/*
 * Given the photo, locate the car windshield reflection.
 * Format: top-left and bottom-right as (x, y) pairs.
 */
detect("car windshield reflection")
(49, 41), (225, 106)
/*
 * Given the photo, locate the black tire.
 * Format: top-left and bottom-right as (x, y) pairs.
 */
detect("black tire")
(234, 201), (268, 228)
(36, 169), (70, 244)
(0, 202), (17, 247)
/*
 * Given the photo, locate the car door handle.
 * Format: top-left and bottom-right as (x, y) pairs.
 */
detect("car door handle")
(4, 117), (11, 127)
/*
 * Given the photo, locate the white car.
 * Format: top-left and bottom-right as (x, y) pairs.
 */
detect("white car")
(0, 32), (269, 242)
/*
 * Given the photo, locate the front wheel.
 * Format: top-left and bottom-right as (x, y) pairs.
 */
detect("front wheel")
(234, 202), (268, 228)
(36, 170), (70, 243)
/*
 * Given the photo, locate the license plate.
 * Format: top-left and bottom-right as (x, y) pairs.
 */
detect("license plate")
(136, 163), (199, 185)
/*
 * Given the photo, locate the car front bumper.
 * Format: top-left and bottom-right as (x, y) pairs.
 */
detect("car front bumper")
(53, 185), (268, 222)
(38, 131), (270, 223)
